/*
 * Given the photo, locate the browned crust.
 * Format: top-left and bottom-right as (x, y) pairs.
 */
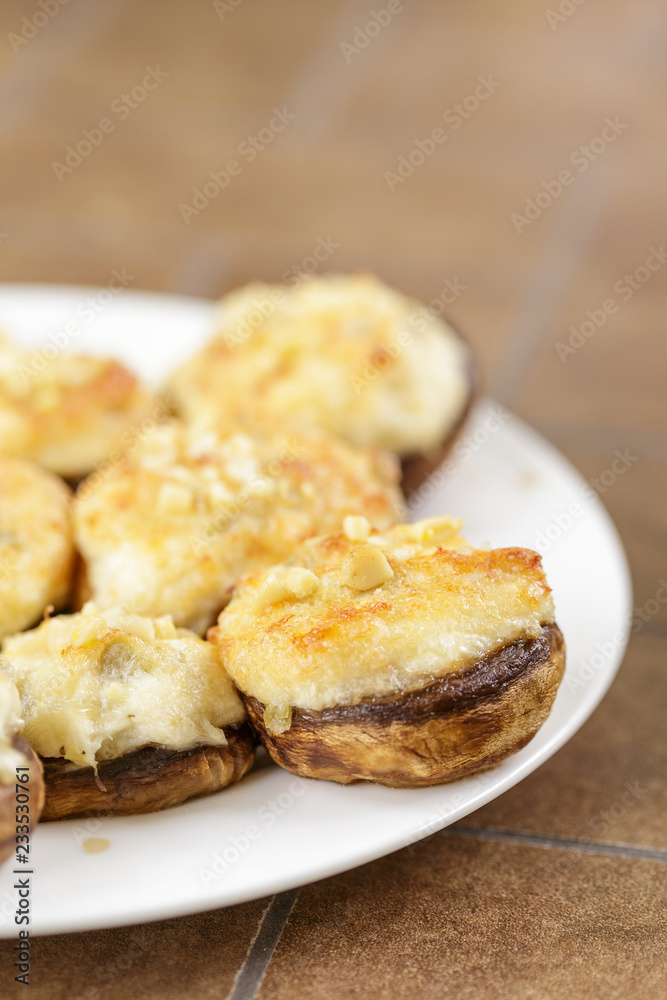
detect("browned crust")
(244, 624), (565, 787)
(400, 320), (477, 498)
(40, 723), (255, 821)
(0, 736), (45, 865)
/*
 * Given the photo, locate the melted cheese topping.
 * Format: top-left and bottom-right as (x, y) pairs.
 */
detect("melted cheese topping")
(0, 455), (75, 641)
(2, 605), (246, 768)
(167, 274), (471, 456)
(212, 517), (556, 716)
(0, 667), (26, 785)
(0, 330), (152, 477)
(74, 421), (403, 633)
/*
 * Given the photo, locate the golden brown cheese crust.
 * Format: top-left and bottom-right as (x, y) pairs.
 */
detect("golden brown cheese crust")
(212, 517), (565, 786)
(0, 332), (153, 477)
(244, 625), (565, 787)
(212, 519), (557, 712)
(166, 274), (474, 458)
(0, 455), (74, 641)
(73, 422), (404, 632)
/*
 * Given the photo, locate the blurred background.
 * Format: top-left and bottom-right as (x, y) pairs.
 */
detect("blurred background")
(1, 2), (666, 994)
(0, 0), (664, 614)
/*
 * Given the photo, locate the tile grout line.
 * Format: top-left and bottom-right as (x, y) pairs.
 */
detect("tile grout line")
(637, 621), (667, 639)
(0, 0), (137, 142)
(224, 890), (299, 1000)
(282, 0), (412, 145)
(449, 824), (667, 863)
(489, 167), (614, 408)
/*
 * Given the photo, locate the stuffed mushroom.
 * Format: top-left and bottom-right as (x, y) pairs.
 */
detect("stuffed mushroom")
(166, 274), (475, 493)
(74, 420), (403, 633)
(0, 330), (153, 479)
(2, 605), (254, 819)
(210, 516), (565, 787)
(0, 454), (75, 641)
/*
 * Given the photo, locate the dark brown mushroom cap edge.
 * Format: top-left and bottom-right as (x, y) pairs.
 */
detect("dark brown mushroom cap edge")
(39, 722), (255, 821)
(242, 625), (565, 788)
(0, 736), (45, 864)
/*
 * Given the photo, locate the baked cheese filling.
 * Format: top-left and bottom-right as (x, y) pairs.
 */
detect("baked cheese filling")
(0, 454), (74, 642)
(213, 517), (557, 727)
(74, 421), (403, 633)
(0, 330), (152, 478)
(167, 274), (471, 456)
(0, 669), (27, 785)
(1, 606), (246, 768)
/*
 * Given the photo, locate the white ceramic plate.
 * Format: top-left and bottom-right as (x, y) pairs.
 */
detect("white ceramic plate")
(0, 284), (632, 937)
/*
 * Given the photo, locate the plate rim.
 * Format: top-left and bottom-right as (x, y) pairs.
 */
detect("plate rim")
(0, 284), (633, 936)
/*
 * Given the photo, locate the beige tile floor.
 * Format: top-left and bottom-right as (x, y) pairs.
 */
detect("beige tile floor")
(0, 1), (665, 996)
